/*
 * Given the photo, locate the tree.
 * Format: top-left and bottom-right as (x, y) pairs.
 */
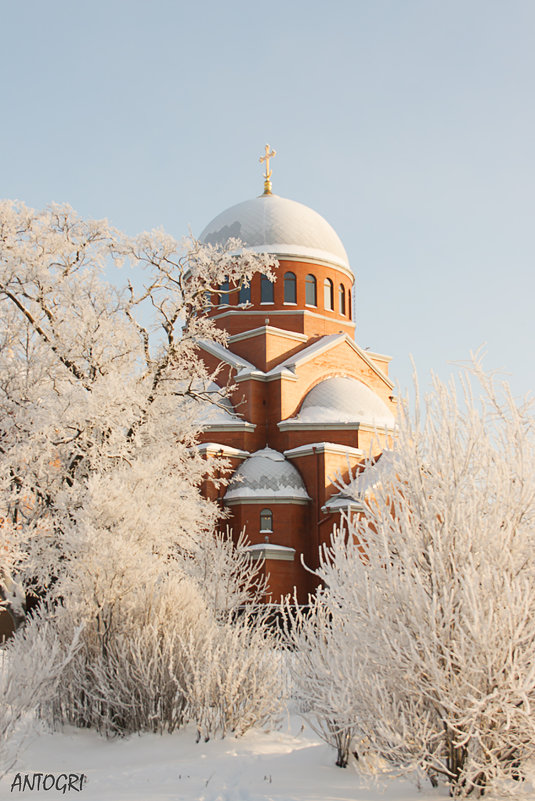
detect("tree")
(289, 362), (535, 796)
(0, 199), (281, 737)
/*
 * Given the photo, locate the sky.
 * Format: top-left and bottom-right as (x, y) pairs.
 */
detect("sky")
(1, 0), (533, 400)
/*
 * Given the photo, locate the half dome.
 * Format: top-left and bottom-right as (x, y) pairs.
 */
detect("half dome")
(293, 376), (395, 428)
(224, 447), (310, 503)
(199, 194), (350, 272)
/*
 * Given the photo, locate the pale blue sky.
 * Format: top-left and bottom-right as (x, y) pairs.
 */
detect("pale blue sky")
(1, 0), (533, 399)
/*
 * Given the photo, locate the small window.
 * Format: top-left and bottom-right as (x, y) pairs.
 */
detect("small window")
(339, 284), (346, 315)
(219, 277), (230, 305)
(305, 274), (317, 306)
(324, 278), (334, 311)
(348, 289), (352, 320)
(238, 282), (251, 305)
(260, 508), (273, 533)
(284, 271), (297, 303)
(260, 275), (274, 303)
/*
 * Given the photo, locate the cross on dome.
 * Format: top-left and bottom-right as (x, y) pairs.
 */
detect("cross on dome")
(259, 144), (276, 195)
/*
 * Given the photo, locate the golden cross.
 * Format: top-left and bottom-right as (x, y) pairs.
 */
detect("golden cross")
(259, 144), (276, 194)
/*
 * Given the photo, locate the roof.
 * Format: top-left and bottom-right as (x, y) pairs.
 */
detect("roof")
(287, 376), (396, 429)
(224, 447), (311, 503)
(199, 194), (350, 272)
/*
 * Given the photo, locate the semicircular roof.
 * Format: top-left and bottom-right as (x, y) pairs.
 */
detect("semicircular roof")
(293, 376), (395, 428)
(224, 447), (310, 502)
(199, 194), (350, 272)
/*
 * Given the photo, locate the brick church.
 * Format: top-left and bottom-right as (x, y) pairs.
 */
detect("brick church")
(196, 148), (396, 602)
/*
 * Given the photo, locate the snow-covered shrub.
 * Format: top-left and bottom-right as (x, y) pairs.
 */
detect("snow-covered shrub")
(46, 578), (205, 736)
(288, 362), (535, 796)
(283, 594), (360, 768)
(0, 611), (79, 775)
(44, 574), (282, 740)
(179, 603), (283, 742)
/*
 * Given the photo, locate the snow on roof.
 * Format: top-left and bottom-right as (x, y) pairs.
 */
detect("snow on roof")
(196, 339), (256, 373)
(322, 492), (366, 512)
(188, 380), (243, 427)
(246, 543), (296, 561)
(199, 194), (350, 272)
(197, 443), (250, 459)
(224, 447), (311, 502)
(287, 377), (396, 429)
(247, 543), (295, 551)
(284, 442), (364, 459)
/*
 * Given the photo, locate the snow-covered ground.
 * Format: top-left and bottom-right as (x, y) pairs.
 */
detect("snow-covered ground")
(0, 715), (444, 801)
(3, 714), (535, 801)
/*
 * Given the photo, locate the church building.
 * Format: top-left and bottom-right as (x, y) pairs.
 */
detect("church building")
(196, 147), (396, 602)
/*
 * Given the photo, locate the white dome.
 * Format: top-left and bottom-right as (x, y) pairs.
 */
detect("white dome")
(224, 447), (310, 502)
(294, 377), (395, 428)
(199, 194), (350, 271)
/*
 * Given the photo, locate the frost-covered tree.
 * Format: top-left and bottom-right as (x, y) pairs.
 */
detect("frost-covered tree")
(0, 200), (272, 613)
(289, 362), (535, 796)
(0, 200), (281, 737)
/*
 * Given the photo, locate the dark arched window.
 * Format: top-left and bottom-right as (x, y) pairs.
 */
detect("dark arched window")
(339, 283), (346, 315)
(348, 289), (352, 319)
(324, 278), (334, 310)
(260, 275), (274, 303)
(284, 271), (297, 303)
(260, 508), (273, 533)
(238, 282), (251, 305)
(219, 276), (230, 305)
(305, 274), (317, 306)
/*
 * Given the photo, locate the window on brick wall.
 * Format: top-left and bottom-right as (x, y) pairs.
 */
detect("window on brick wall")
(305, 274), (317, 306)
(324, 278), (334, 310)
(260, 508), (273, 533)
(219, 276), (230, 305)
(238, 282), (251, 305)
(284, 271), (297, 303)
(261, 275), (274, 303)
(339, 283), (346, 315)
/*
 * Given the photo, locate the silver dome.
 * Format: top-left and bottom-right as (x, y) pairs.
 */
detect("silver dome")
(224, 447), (310, 502)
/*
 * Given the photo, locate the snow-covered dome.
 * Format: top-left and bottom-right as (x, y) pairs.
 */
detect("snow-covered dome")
(292, 376), (395, 428)
(199, 194), (350, 272)
(224, 447), (310, 503)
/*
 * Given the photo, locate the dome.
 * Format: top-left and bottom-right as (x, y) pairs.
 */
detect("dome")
(199, 194), (350, 272)
(293, 376), (395, 428)
(224, 447), (310, 503)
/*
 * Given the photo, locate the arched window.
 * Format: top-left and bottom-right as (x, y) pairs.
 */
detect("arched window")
(260, 275), (274, 303)
(219, 276), (230, 305)
(238, 282), (251, 305)
(339, 283), (346, 315)
(260, 508), (273, 533)
(284, 271), (297, 303)
(348, 289), (352, 320)
(305, 274), (317, 306)
(323, 278), (334, 310)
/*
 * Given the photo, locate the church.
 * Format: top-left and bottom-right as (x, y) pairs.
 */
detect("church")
(195, 147), (397, 602)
